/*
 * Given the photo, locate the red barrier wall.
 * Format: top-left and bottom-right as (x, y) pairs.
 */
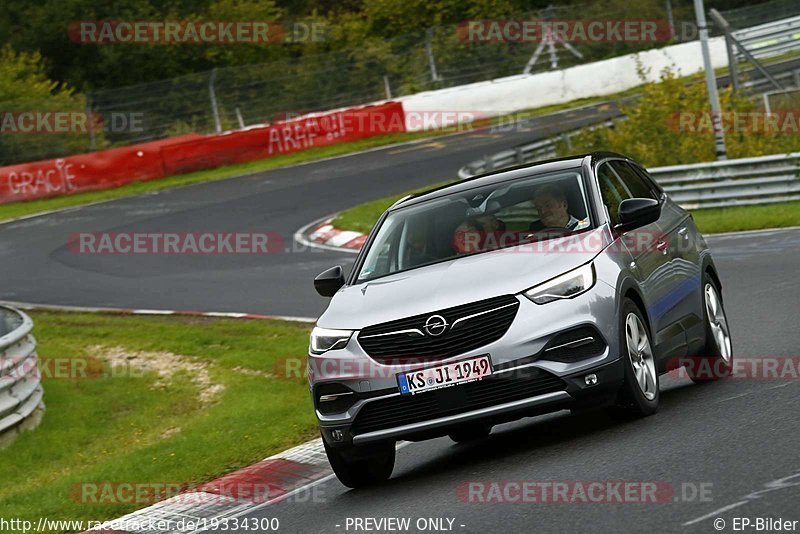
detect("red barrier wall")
(0, 134), (202, 204)
(0, 102), (405, 204)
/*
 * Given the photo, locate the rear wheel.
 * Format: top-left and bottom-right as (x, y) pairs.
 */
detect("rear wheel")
(687, 276), (733, 382)
(323, 438), (395, 489)
(610, 298), (659, 417)
(448, 423), (492, 443)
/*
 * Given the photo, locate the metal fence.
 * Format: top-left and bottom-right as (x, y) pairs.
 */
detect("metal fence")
(460, 140), (800, 210)
(4, 0), (800, 167)
(0, 306), (44, 448)
(648, 152), (800, 208)
(458, 121), (616, 180)
(732, 15), (800, 61)
(0, 2), (705, 166)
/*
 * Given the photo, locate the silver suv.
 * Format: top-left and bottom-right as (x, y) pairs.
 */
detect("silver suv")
(309, 153), (733, 488)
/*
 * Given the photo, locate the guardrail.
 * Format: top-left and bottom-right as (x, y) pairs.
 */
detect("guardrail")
(647, 152), (800, 208)
(460, 146), (800, 209)
(733, 15), (800, 61)
(457, 122), (615, 180)
(0, 306), (44, 448)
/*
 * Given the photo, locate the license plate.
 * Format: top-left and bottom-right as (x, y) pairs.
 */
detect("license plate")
(397, 355), (493, 395)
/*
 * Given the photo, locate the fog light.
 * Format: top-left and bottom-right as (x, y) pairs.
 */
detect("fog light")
(584, 373), (598, 386)
(331, 430), (344, 442)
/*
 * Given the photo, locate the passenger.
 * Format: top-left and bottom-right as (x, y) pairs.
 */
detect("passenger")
(452, 215), (506, 254)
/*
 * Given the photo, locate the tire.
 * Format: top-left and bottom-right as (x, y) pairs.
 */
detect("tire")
(687, 275), (733, 383)
(610, 298), (659, 418)
(448, 423), (492, 443)
(323, 438), (395, 489)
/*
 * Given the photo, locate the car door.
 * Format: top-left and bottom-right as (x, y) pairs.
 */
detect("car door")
(630, 162), (705, 352)
(598, 159), (686, 364)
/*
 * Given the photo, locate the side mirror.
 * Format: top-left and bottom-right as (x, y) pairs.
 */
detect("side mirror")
(314, 265), (345, 297)
(616, 198), (661, 233)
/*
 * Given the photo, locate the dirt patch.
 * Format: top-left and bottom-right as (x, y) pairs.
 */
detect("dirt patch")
(231, 366), (273, 378)
(90, 345), (225, 406)
(160, 427), (182, 439)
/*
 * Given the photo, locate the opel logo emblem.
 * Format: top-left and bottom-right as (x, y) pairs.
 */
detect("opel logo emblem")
(424, 315), (448, 337)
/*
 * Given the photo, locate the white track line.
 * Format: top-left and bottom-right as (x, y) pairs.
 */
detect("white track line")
(0, 300), (316, 323)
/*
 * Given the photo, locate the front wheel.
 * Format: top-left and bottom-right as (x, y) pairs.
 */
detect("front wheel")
(610, 298), (659, 418)
(323, 438), (395, 489)
(687, 277), (733, 383)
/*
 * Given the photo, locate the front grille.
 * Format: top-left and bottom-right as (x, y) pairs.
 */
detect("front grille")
(351, 368), (566, 435)
(357, 295), (520, 364)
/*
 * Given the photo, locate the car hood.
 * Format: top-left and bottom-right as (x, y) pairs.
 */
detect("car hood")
(317, 227), (611, 330)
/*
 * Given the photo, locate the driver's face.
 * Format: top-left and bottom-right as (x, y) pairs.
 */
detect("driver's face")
(533, 194), (568, 227)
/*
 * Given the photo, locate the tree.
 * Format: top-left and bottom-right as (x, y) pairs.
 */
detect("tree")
(0, 46), (92, 165)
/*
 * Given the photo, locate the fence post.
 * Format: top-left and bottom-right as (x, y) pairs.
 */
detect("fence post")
(86, 92), (96, 150)
(665, 0), (676, 40)
(561, 133), (573, 153)
(709, 9), (739, 94)
(209, 68), (222, 134)
(383, 75), (393, 99)
(425, 28), (440, 83)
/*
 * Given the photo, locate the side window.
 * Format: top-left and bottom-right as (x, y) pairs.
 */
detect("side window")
(596, 162), (630, 226)
(610, 161), (658, 200)
(630, 162), (664, 196)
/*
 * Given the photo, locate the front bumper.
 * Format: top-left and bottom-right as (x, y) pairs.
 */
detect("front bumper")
(319, 356), (623, 447)
(313, 282), (623, 448)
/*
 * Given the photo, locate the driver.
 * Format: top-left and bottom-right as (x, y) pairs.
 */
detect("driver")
(529, 184), (580, 231)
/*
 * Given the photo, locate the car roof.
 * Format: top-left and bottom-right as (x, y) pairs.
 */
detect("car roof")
(392, 151), (628, 210)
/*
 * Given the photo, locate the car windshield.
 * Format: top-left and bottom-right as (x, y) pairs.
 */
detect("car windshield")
(356, 169), (593, 283)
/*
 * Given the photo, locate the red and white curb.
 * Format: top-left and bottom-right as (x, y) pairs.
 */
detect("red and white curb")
(86, 438), (411, 533)
(0, 301), (315, 324)
(294, 216), (365, 254)
(85, 438), (333, 533)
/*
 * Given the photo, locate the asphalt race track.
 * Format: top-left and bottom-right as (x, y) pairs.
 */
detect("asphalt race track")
(234, 230), (800, 534)
(2, 57), (799, 318)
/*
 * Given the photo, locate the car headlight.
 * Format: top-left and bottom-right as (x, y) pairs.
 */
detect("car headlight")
(309, 327), (353, 354)
(523, 263), (596, 305)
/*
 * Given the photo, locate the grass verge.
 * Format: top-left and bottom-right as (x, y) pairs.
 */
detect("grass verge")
(332, 184), (800, 236)
(689, 200), (800, 234)
(0, 311), (314, 524)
